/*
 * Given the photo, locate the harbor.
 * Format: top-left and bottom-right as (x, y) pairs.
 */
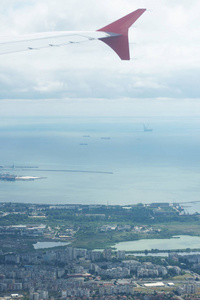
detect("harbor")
(0, 173), (46, 181)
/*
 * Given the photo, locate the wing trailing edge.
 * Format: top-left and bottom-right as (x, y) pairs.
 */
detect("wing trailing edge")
(97, 9), (146, 60)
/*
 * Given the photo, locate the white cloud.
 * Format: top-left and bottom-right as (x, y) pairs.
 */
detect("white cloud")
(0, 0), (200, 114)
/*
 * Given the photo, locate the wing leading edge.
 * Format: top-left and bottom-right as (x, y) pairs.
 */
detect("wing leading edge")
(0, 9), (146, 59)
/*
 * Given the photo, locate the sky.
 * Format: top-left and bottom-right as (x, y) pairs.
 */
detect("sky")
(0, 0), (200, 117)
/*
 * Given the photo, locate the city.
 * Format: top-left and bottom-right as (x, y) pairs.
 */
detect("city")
(1, 203), (200, 299)
(1, 0), (200, 299)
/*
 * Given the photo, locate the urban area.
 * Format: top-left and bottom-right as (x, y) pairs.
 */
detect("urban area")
(1, 202), (200, 300)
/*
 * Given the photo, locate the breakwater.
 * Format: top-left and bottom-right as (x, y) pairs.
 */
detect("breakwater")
(23, 169), (113, 175)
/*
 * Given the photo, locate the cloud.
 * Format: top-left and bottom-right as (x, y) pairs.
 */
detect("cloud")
(0, 0), (200, 112)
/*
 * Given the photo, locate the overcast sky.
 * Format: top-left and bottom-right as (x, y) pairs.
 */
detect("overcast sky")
(0, 0), (200, 117)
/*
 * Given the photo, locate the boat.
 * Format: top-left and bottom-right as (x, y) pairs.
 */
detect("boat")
(143, 124), (152, 132)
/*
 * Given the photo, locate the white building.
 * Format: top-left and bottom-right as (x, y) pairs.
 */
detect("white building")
(117, 251), (125, 260)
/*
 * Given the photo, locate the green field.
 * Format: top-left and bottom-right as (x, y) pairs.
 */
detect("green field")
(1, 202), (200, 251)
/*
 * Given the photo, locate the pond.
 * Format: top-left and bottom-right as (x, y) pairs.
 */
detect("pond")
(33, 241), (70, 249)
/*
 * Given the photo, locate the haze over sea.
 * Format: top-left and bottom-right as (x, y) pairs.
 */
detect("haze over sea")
(0, 116), (200, 212)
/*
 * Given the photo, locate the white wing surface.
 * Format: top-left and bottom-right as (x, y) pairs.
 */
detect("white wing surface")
(0, 31), (110, 55)
(0, 9), (146, 60)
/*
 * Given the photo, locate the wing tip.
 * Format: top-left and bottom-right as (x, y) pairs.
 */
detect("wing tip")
(97, 8), (146, 60)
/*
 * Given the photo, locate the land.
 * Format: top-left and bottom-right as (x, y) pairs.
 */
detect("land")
(1, 202), (200, 252)
(1, 202), (200, 299)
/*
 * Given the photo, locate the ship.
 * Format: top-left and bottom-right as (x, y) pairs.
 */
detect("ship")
(143, 124), (153, 132)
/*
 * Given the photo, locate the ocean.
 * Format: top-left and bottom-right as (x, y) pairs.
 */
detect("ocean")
(0, 116), (200, 211)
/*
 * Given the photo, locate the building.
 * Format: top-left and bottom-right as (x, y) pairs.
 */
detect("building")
(103, 249), (112, 260)
(117, 251), (125, 260)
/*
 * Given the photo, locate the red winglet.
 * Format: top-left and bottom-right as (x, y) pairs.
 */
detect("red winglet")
(97, 9), (146, 60)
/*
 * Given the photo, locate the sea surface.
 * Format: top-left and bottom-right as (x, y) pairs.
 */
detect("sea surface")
(0, 116), (200, 211)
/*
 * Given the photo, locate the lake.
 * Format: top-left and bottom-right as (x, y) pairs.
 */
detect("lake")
(132, 251), (200, 257)
(112, 235), (200, 252)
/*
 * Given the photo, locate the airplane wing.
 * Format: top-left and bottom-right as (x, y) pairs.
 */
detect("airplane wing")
(0, 9), (146, 60)
(0, 31), (112, 55)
